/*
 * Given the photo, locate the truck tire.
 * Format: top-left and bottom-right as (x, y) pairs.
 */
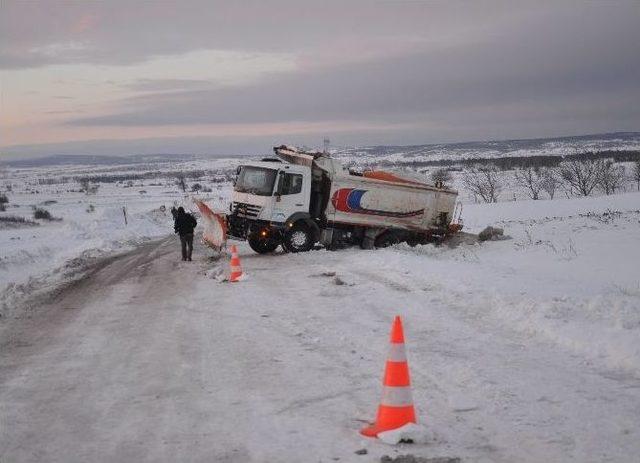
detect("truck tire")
(283, 223), (313, 253)
(374, 231), (402, 248)
(360, 236), (375, 250)
(248, 235), (280, 254)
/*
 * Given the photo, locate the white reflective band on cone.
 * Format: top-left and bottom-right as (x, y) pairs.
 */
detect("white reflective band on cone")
(387, 343), (407, 362)
(231, 266), (241, 272)
(380, 386), (413, 407)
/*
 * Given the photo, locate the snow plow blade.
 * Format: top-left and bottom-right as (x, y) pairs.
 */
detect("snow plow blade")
(193, 198), (227, 250)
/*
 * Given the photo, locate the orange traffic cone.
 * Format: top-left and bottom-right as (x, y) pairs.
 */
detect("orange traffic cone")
(361, 316), (417, 437)
(229, 244), (243, 282)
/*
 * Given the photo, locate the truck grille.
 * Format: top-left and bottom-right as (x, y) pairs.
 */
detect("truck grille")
(232, 202), (262, 218)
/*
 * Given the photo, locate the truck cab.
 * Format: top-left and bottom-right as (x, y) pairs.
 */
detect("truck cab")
(228, 160), (316, 253)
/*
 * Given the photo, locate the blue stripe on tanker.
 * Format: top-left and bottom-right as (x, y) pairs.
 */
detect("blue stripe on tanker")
(346, 189), (366, 210)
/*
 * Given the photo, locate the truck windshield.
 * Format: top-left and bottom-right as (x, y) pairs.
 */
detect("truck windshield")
(235, 166), (277, 196)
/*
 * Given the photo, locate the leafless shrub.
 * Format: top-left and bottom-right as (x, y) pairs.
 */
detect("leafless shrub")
(566, 238), (578, 258)
(597, 160), (626, 195)
(431, 168), (453, 187)
(633, 160), (640, 192)
(514, 167), (544, 200)
(0, 215), (39, 227)
(614, 282), (640, 297)
(33, 207), (55, 220)
(0, 193), (8, 211)
(176, 174), (187, 192)
(559, 159), (603, 197)
(462, 167), (502, 203)
(78, 178), (99, 195)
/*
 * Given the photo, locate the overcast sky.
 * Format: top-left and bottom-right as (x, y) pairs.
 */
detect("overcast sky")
(1, 0), (639, 157)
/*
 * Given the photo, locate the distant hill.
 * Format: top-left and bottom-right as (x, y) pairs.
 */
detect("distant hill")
(1, 153), (205, 168)
(2, 131), (639, 168)
(333, 131), (640, 166)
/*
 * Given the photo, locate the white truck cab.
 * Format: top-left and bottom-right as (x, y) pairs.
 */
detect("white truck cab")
(228, 159), (320, 253)
(232, 161), (311, 224)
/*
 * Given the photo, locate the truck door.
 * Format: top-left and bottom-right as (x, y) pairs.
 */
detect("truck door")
(272, 170), (309, 223)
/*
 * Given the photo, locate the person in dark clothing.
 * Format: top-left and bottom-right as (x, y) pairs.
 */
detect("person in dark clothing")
(173, 207), (197, 261)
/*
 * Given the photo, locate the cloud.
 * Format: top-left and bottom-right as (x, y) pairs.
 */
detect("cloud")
(0, 1), (546, 69)
(67, 13), (640, 132)
(124, 79), (216, 92)
(2, 0), (639, 155)
(43, 109), (85, 115)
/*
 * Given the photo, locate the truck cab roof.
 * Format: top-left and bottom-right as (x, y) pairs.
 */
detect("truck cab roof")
(241, 161), (310, 175)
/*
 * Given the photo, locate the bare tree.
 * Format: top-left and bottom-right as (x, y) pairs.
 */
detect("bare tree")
(431, 168), (453, 187)
(559, 159), (603, 197)
(597, 160), (626, 195)
(462, 167), (503, 203)
(633, 160), (640, 191)
(78, 178), (99, 195)
(0, 193), (8, 211)
(176, 174), (187, 192)
(514, 167), (544, 200)
(79, 178), (90, 193)
(540, 167), (559, 199)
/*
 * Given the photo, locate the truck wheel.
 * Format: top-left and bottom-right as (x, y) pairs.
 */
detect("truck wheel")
(375, 231), (401, 248)
(283, 223), (313, 253)
(248, 236), (280, 254)
(360, 236), (375, 250)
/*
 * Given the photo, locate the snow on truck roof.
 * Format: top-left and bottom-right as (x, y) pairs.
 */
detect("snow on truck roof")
(357, 170), (458, 194)
(241, 160), (308, 173)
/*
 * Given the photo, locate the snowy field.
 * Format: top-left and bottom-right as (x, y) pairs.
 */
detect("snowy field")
(0, 159), (234, 317)
(1, 154), (640, 462)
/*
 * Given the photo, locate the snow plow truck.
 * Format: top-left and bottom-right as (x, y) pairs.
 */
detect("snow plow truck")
(225, 145), (462, 254)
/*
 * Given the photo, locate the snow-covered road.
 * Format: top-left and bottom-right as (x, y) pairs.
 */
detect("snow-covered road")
(2, 220), (639, 462)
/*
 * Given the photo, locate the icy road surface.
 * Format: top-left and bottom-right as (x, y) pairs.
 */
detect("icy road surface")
(2, 196), (640, 462)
